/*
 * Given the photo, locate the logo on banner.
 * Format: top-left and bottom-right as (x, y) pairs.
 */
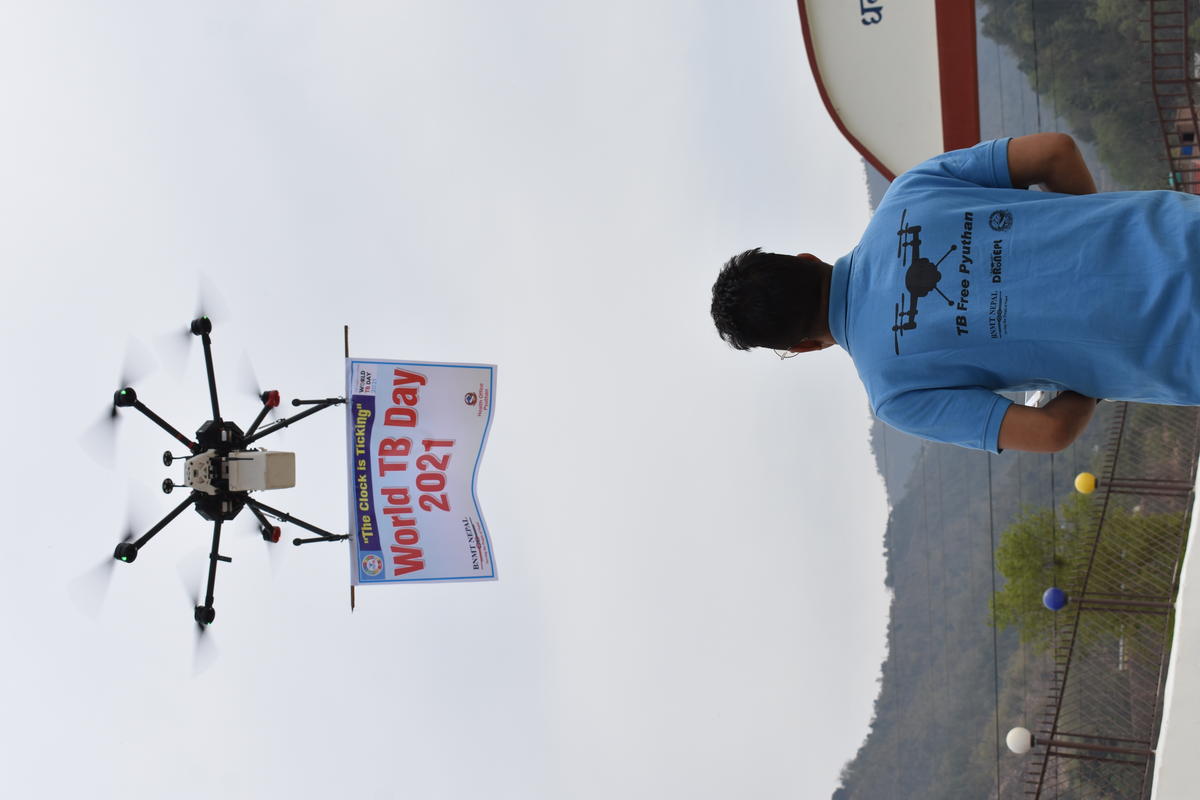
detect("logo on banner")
(360, 553), (384, 577)
(355, 367), (378, 395)
(464, 392), (478, 406)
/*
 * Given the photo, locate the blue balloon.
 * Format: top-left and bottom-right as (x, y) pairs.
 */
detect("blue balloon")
(1042, 587), (1068, 611)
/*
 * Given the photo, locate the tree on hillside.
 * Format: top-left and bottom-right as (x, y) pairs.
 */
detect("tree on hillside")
(991, 492), (1184, 647)
(990, 494), (1087, 647)
(980, 0), (1166, 188)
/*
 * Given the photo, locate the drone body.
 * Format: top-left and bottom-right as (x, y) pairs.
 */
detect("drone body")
(110, 316), (348, 629)
(183, 448), (295, 496)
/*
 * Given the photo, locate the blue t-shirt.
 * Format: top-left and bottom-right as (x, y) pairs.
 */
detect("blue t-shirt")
(830, 138), (1200, 452)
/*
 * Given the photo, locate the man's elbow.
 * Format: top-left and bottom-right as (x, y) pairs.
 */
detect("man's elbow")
(1042, 422), (1079, 453)
(1043, 402), (1096, 451)
(1010, 426), (1074, 454)
(1051, 133), (1089, 166)
(1045, 132), (1079, 158)
(997, 403), (1087, 453)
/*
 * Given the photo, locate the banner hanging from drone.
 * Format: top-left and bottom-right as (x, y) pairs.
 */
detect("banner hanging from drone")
(345, 359), (496, 585)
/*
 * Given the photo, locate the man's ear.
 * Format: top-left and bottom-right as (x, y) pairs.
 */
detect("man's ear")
(796, 252), (819, 262)
(787, 339), (828, 354)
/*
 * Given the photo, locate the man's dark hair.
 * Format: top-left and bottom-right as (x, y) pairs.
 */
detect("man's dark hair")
(710, 248), (823, 350)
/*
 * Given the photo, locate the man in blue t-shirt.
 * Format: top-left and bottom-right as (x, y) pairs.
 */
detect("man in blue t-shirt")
(710, 133), (1200, 453)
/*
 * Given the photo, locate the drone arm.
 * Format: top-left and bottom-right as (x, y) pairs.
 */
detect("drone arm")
(248, 501), (272, 529)
(243, 397), (346, 446)
(291, 397), (344, 406)
(246, 497), (349, 546)
(130, 399), (197, 452)
(133, 493), (197, 550)
(199, 332), (223, 422)
(244, 404), (271, 439)
(290, 534), (350, 546)
(202, 519), (231, 611)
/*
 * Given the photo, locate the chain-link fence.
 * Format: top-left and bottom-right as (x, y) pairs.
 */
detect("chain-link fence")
(1023, 403), (1200, 798)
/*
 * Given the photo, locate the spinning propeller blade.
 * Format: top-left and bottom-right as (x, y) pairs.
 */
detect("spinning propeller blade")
(261, 521), (285, 576)
(189, 602), (219, 675)
(239, 352), (280, 420)
(156, 275), (230, 374)
(69, 519), (137, 618)
(177, 552), (219, 674)
(81, 342), (157, 467)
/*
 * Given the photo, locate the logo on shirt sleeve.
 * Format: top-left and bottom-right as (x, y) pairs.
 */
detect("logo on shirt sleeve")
(988, 209), (1013, 231)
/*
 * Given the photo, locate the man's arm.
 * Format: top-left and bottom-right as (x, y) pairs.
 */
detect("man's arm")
(997, 134), (1099, 453)
(997, 391), (1099, 453)
(1007, 133), (1097, 195)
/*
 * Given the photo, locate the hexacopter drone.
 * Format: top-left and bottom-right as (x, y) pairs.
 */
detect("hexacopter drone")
(110, 316), (347, 628)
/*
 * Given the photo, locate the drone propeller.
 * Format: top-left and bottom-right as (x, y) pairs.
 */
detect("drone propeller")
(239, 352), (281, 428)
(256, 520), (285, 576)
(244, 522), (285, 578)
(156, 277), (229, 375)
(177, 553), (219, 674)
(189, 595), (219, 675)
(242, 502), (285, 574)
(158, 317), (207, 374)
(69, 519), (137, 619)
(81, 342), (157, 468)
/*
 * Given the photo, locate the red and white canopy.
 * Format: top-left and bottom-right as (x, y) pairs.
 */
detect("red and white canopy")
(797, 1), (980, 180)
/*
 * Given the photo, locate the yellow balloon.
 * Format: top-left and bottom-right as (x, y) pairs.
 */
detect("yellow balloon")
(1075, 472), (1097, 494)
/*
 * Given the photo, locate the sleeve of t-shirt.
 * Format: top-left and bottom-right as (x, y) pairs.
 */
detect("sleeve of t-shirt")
(902, 138), (1014, 190)
(875, 387), (1013, 453)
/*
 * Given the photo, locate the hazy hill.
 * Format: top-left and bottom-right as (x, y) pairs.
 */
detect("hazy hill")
(835, 408), (1112, 799)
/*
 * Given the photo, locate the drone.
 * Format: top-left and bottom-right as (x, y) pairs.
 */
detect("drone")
(110, 315), (348, 629)
(892, 208), (957, 354)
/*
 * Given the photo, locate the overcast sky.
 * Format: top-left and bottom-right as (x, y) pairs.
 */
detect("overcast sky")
(1, 3), (886, 798)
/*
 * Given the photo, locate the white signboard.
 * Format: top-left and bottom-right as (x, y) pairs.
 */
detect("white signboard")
(345, 359), (496, 584)
(797, 0), (980, 179)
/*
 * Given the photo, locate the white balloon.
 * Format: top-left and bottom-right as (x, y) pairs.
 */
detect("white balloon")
(1006, 726), (1034, 755)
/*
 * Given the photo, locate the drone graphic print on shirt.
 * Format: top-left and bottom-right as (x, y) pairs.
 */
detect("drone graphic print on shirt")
(890, 208), (997, 354)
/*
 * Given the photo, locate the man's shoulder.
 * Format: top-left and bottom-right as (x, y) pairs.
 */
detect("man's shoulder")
(870, 166), (954, 221)
(886, 140), (1015, 194)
